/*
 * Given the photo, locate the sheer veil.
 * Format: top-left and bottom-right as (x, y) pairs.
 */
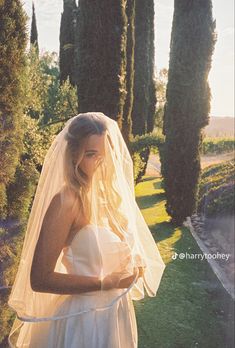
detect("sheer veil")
(7, 112), (166, 346)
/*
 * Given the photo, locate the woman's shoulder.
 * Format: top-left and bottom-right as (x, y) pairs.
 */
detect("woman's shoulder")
(57, 185), (80, 211)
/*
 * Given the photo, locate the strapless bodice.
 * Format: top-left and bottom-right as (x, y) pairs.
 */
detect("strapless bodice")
(61, 224), (133, 280)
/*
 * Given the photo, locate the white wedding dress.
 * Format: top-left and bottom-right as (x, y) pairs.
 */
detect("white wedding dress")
(15, 224), (138, 348)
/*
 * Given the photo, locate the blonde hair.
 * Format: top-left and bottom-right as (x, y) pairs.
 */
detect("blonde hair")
(63, 113), (128, 233)
(63, 113), (107, 223)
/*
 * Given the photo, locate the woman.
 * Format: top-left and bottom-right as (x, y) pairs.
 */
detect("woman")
(8, 112), (166, 347)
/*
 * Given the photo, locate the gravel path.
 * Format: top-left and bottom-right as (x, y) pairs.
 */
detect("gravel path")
(146, 151), (234, 175)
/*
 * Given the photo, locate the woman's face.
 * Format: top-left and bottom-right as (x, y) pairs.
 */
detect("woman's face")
(78, 133), (106, 178)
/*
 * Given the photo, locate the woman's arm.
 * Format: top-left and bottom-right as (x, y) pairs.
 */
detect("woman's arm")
(30, 188), (101, 295)
(31, 272), (101, 294)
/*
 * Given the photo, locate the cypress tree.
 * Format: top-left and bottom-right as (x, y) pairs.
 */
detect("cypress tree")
(162, 0), (217, 225)
(30, 2), (39, 55)
(131, 0), (156, 181)
(75, 0), (128, 127)
(59, 0), (77, 86)
(131, 0), (150, 136)
(122, 0), (135, 145)
(0, 0), (28, 218)
(146, 0), (157, 134)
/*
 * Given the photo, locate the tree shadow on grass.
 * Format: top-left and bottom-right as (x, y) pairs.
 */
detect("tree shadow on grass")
(141, 176), (157, 182)
(140, 176), (163, 190)
(136, 192), (165, 210)
(149, 220), (175, 243)
(153, 180), (163, 190)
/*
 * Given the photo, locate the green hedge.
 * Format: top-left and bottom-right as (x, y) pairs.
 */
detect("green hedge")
(129, 132), (164, 183)
(202, 137), (234, 155)
(197, 159), (234, 217)
(0, 224), (25, 345)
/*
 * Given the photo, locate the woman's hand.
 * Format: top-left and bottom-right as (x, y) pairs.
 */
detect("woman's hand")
(101, 253), (147, 291)
(101, 255), (132, 290)
(117, 266), (145, 289)
(101, 260), (145, 291)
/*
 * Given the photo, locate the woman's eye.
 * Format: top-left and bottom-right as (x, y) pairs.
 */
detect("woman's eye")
(86, 153), (95, 158)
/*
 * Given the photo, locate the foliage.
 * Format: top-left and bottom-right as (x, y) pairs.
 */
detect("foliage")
(132, 152), (146, 183)
(129, 132), (165, 183)
(202, 137), (234, 155)
(130, 131), (165, 153)
(0, 49), (77, 345)
(162, 0), (217, 226)
(131, 0), (159, 182)
(146, 0), (157, 134)
(5, 49), (77, 222)
(76, 0), (128, 127)
(22, 114), (55, 168)
(5, 47), (72, 220)
(7, 160), (39, 221)
(21, 46), (50, 119)
(0, 0), (28, 218)
(155, 68), (168, 130)
(38, 53), (78, 127)
(30, 2), (39, 54)
(21, 47), (77, 127)
(197, 159), (234, 217)
(59, 0), (77, 85)
(40, 77), (78, 130)
(5, 115), (50, 220)
(122, 0), (135, 145)
(0, 224), (25, 345)
(132, 0), (155, 136)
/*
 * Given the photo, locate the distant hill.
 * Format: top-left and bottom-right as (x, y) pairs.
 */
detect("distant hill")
(204, 116), (234, 138)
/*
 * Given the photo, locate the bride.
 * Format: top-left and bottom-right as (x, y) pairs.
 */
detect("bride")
(8, 112), (166, 348)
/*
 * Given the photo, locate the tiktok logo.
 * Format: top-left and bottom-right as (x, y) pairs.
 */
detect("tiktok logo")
(172, 252), (178, 260)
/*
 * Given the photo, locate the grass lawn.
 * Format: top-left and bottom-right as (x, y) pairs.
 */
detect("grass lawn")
(133, 175), (234, 348)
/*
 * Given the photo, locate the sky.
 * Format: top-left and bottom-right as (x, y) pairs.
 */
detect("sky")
(22, 0), (234, 118)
